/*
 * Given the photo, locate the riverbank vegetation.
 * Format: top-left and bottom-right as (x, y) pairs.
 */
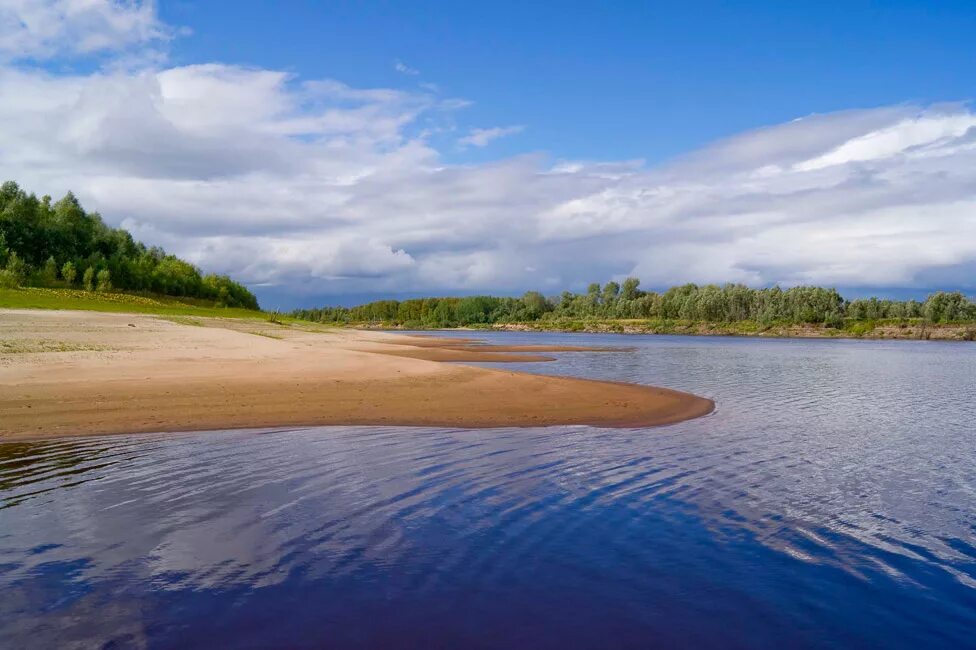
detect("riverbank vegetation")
(292, 280), (976, 340)
(0, 286), (273, 320)
(0, 181), (258, 309)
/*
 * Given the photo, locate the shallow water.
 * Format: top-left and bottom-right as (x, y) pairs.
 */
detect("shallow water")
(1, 332), (975, 648)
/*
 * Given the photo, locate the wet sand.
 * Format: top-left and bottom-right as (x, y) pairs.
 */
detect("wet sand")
(0, 310), (714, 439)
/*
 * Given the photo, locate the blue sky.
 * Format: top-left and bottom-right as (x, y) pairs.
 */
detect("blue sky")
(1, 1), (975, 308)
(158, 1), (976, 164)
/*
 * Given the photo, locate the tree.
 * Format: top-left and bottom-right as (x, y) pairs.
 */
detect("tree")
(602, 281), (621, 305)
(61, 261), (77, 285)
(40, 256), (58, 285)
(290, 281), (976, 329)
(82, 266), (95, 291)
(428, 299), (458, 327)
(0, 180), (259, 308)
(96, 269), (112, 292)
(620, 277), (641, 301)
(4, 251), (26, 283)
(519, 291), (550, 320)
(457, 296), (496, 324)
(924, 291), (968, 323)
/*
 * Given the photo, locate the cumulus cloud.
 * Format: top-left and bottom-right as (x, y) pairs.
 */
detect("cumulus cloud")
(458, 125), (525, 148)
(0, 0), (171, 60)
(1, 2), (974, 304)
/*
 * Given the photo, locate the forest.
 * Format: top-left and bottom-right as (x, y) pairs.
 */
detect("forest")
(0, 181), (258, 309)
(292, 280), (976, 328)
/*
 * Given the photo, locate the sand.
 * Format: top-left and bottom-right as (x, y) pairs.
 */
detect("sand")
(0, 309), (714, 439)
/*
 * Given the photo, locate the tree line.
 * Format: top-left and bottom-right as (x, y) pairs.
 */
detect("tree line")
(292, 279), (976, 328)
(0, 181), (258, 309)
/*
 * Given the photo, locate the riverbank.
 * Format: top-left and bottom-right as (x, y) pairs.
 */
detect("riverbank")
(359, 318), (976, 341)
(0, 309), (713, 439)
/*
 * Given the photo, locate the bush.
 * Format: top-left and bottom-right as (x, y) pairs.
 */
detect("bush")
(82, 266), (95, 292)
(0, 268), (19, 288)
(825, 312), (844, 329)
(61, 261), (77, 285)
(96, 269), (112, 292)
(846, 320), (876, 337)
(4, 251), (26, 284)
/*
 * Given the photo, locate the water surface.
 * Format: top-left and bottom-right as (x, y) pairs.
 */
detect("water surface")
(2, 333), (975, 648)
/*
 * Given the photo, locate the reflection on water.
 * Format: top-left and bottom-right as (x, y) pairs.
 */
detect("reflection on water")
(1, 333), (975, 648)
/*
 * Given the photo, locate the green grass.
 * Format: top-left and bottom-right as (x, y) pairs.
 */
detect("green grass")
(0, 287), (269, 320)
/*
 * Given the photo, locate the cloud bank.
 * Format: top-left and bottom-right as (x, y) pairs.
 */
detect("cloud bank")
(0, 1), (974, 304)
(0, 0), (170, 60)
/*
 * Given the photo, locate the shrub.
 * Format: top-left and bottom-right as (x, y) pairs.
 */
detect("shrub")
(96, 269), (112, 292)
(39, 256), (58, 286)
(82, 266), (95, 291)
(846, 320), (876, 337)
(825, 312), (844, 329)
(0, 269), (19, 288)
(61, 261), (77, 285)
(4, 251), (27, 283)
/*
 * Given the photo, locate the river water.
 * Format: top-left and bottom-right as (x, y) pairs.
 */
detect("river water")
(1, 332), (974, 648)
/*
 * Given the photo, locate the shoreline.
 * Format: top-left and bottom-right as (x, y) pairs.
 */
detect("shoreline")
(0, 309), (714, 440)
(356, 320), (976, 342)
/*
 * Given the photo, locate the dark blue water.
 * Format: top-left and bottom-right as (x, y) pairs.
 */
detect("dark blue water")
(2, 333), (975, 649)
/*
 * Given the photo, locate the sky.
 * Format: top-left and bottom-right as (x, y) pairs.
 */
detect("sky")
(0, 0), (974, 308)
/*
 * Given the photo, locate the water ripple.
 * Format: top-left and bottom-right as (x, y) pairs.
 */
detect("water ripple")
(2, 334), (976, 648)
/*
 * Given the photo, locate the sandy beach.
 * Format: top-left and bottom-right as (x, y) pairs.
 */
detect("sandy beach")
(0, 310), (713, 439)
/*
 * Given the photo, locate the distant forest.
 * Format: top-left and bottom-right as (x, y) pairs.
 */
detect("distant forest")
(293, 280), (976, 328)
(0, 181), (258, 309)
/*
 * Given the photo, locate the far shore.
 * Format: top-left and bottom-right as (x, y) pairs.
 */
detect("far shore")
(0, 309), (713, 440)
(357, 319), (976, 341)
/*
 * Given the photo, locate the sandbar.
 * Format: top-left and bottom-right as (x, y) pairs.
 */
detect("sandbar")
(0, 309), (714, 439)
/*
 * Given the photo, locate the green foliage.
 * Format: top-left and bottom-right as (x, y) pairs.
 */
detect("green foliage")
(620, 277), (640, 301)
(0, 180), (258, 309)
(39, 256), (58, 285)
(96, 269), (112, 292)
(0, 269), (18, 289)
(82, 266), (95, 291)
(601, 281), (620, 304)
(825, 311), (845, 329)
(61, 261), (76, 285)
(923, 291), (975, 323)
(519, 291), (549, 320)
(4, 250), (26, 284)
(848, 297), (924, 320)
(292, 280), (976, 330)
(845, 320), (877, 337)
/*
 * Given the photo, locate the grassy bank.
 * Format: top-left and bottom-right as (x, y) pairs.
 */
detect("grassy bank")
(360, 317), (976, 341)
(0, 287), (270, 320)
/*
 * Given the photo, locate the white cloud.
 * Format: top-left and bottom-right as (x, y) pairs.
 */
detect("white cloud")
(0, 0), (171, 60)
(0, 3), (974, 304)
(794, 111), (976, 172)
(393, 59), (419, 76)
(458, 125), (524, 148)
